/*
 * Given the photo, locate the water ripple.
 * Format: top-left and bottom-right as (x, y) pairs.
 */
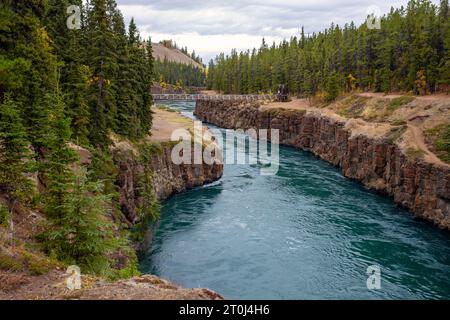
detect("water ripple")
(140, 101), (450, 300)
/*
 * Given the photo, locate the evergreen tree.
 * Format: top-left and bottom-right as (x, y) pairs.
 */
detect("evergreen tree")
(113, 12), (135, 138)
(0, 0), (157, 277)
(38, 88), (116, 275)
(39, 89), (78, 221)
(325, 72), (340, 102)
(207, 0), (449, 96)
(39, 166), (117, 275)
(438, 0), (450, 92)
(0, 96), (33, 204)
(127, 18), (145, 139)
(154, 59), (206, 87)
(0, 0), (59, 147)
(142, 38), (155, 134)
(45, 0), (91, 146)
(85, 0), (119, 146)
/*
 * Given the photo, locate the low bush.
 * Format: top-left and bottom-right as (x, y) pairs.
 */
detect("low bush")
(387, 96), (415, 112)
(426, 124), (450, 163)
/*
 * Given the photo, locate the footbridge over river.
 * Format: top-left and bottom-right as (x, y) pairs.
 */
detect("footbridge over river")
(153, 94), (276, 102)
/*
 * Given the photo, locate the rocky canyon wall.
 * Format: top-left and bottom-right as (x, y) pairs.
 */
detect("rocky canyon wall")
(195, 100), (450, 229)
(111, 142), (223, 225)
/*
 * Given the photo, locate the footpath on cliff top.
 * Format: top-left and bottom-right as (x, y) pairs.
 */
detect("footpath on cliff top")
(260, 93), (450, 167)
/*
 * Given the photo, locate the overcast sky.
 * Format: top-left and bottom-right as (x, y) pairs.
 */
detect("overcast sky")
(116, 0), (440, 62)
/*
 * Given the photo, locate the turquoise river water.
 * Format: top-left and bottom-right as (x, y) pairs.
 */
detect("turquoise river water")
(140, 101), (450, 300)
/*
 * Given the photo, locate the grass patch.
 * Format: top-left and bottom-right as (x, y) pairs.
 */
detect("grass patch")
(21, 251), (58, 276)
(0, 246), (59, 275)
(262, 108), (306, 117)
(369, 96), (414, 122)
(0, 202), (9, 227)
(387, 96), (415, 113)
(155, 104), (178, 113)
(0, 252), (22, 272)
(338, 95), (415, 122)
(390, 119), (407, 126)
(406, 147), (426, 160)
(337, 95), (370, 118)
(385, 125), (407, 144)
(426, 124), (450, 163)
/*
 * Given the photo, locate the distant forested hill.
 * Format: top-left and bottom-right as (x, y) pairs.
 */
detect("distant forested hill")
(151, 41), (206, 88)
(151, 41), (204, 69)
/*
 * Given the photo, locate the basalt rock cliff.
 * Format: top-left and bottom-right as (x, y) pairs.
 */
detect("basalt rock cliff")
(111, 141), (223, 225)
(195, 100), (450, 229)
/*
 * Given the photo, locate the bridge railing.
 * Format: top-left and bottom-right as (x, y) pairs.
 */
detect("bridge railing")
(153, 94), (276, 102)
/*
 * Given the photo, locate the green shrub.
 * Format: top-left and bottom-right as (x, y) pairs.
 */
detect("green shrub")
(0, 203), (9, 227)
(435, 125), (450, 163)
(386, 125), (407, 144)
(387, 96), (415, 112)
(38, 167), (118, 277)
(156, 105), (177, 113)
(21, 251), (57, 276)
(406, 147), (426, 160)
(0, 252), (22, 272)
(110, 247), (141, 281)
(425, 124), (450, 163)
(337, 95), (368, 118)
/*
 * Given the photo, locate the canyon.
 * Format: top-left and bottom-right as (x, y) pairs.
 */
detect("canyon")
(0, 108), (224, 300)
(194, 97), (450, 229)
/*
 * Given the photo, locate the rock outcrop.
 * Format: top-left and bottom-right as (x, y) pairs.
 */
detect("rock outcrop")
(111, 141), (223, 225)
(195, 100), (450, 229)
(0, 138), (224, 301)
(0, 270), (223, 300)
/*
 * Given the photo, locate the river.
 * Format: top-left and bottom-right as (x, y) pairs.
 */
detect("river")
(140, 100), (450, 300)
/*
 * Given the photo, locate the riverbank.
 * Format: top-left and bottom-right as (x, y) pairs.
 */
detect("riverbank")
(194, 95), (450, 229)
(0, 107), (224, 300)
(112, 107), (223, 224)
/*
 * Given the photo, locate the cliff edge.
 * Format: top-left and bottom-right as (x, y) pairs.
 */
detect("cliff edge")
(195, 94), (450, 229)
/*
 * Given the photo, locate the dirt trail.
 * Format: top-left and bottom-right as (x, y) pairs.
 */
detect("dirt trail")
(263, 95), (450, 167)
(407, 123), (445, 165)
(357, 92), (450, 102)
(150, 107), (193, 142)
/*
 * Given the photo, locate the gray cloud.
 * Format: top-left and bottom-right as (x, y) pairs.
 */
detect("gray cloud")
(116, 0), (441, 61)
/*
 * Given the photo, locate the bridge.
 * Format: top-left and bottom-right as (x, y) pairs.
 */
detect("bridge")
(153, 94), (276, 102)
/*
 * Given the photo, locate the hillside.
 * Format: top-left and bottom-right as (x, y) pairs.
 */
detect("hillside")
(151, 42), (204, 69)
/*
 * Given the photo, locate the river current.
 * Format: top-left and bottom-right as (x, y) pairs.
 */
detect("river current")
(140, 101), (450, 300)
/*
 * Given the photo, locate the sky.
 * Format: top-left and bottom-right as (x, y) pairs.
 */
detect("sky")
(116, 0), (440, 62)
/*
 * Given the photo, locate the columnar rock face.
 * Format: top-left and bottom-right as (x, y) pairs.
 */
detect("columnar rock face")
(195, 100), (450, 229)
(112, 142), (223, 225)
(150, 144), (223, 201)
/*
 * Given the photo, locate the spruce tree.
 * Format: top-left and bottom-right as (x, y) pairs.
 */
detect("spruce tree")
(113, 11), (134, 138)
(0, 96), (34, 249)
(0, 96), (33, 205)
(39, 166), (116, 275)
(0, 0), (59, 147)
(325, 72), (339, 102)
(127, 18), (145, 139)
(85, 0), (119, 146)
(38, 89), (116, 275)
(39, 90), (78, 221)
(206, 0), (448, 96)
(45, 0), (91, 146)
(438, 0), (450, 92)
